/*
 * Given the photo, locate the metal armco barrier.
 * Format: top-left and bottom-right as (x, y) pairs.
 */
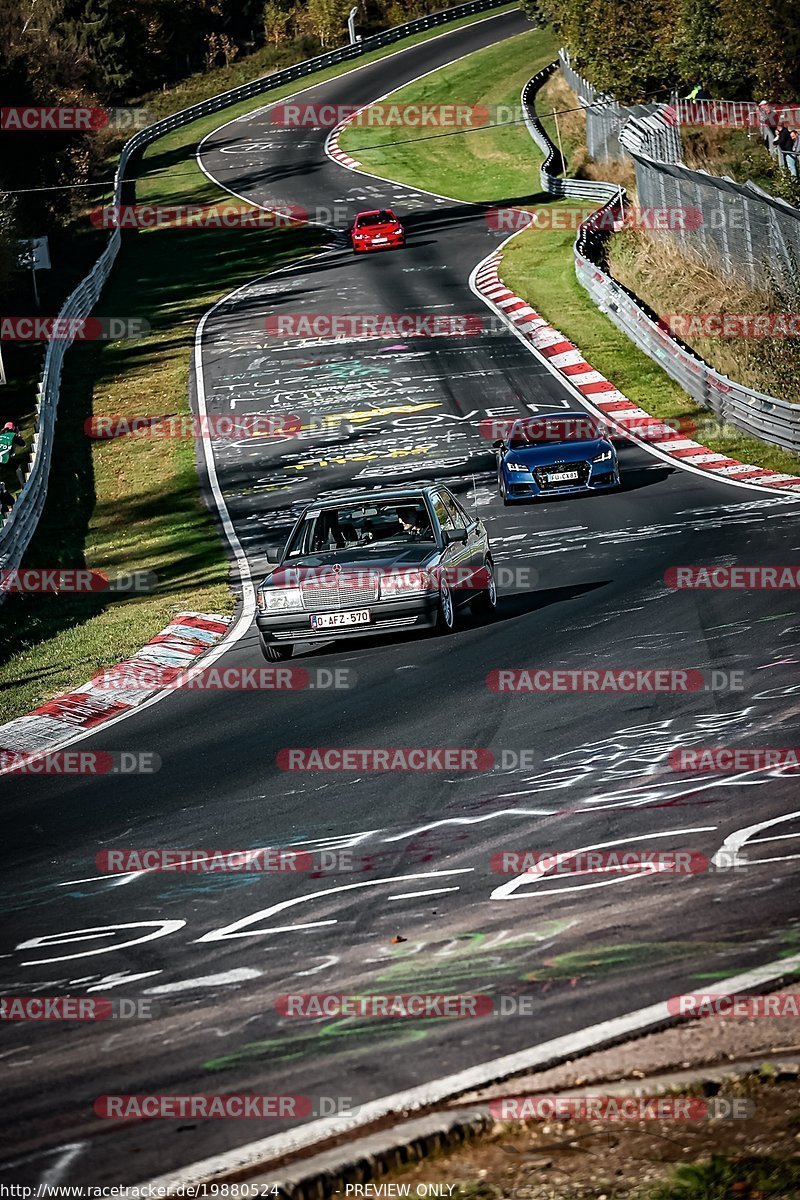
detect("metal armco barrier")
(0, 0), (511, 593)
(521, 65), (621, 204)
(522, 61), (800, 456)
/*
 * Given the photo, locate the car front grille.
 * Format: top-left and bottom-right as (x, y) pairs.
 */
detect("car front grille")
(300, 575), (380, 611)
(532, 460), (591, 491)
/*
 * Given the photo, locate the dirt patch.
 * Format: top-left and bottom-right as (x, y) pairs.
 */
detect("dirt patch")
(383, 1074), (800, 1198)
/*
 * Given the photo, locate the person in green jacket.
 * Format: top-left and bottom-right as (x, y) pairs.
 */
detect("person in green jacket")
(0, 422), (25, 485)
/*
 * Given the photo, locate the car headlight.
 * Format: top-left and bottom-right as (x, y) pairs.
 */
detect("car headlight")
(260, 587), (303, 612)
(505, 459), (530, 473)
(592, 449), (613, 464)
(380, 569), (431, 598)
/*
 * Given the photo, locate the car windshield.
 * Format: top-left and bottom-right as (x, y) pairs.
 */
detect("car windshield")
(284, 500), (435, 557)
(508, 415), (606, 449)
(356, 211), (395, 226)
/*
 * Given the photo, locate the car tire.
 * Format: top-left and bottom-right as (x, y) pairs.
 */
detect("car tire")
(499, 472), (512, 507)
(472, 557), (498, 619)
(434, 580), (455, 634)
(258, 634), (292, 662)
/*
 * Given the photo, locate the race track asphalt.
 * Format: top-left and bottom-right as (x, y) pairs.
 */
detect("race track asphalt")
(2, 8), (800, 1185)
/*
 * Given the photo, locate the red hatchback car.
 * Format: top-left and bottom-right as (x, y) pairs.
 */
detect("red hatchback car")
(351, 208), (405, 253)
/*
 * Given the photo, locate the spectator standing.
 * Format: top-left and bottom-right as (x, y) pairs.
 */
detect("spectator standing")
(0, 422), (26, 486)
(0, 481), (14, 517)
(788, 130), (800, 179)
(777, 122), (794, 168)
(758, 100), (778, 148)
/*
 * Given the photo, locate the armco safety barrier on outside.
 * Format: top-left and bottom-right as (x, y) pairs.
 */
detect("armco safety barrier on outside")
(0, 0), (511, 594)
(559, 50), (800, 293)
(619, 108), (800, 292)
(522, 61), (800, 456)
(558, 49), (663, 164)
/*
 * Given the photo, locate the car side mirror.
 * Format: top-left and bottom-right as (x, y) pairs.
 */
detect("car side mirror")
(492, 440), (504, 449)
(265, 547), (283, 563)
(443, 527), (468, 545)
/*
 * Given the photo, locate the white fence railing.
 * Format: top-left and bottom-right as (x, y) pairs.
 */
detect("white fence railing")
(0, 0), (511, 590)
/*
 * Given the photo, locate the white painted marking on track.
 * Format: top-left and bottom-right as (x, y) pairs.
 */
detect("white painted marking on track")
(17, 920), (187, 965)
(145, 968), (262, 995)
(293, 955), (340, 976)
(38, 1144), (86, 1189)
(491, 827), (717, 899)
(137, 948), (800, 1192)
(194, 870), (474, 942)
(712, 810), (800, 869)
(388, 887), (461, 900)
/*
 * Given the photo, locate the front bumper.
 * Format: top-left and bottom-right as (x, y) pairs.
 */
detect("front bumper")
(353, 234), (404, 252)
(503, 463), (619, 500)
(256, 594), (437, 645)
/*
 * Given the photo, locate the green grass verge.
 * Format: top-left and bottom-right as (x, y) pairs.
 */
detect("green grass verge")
(339, 25), (556, 200)
(647, 1155), (800, 1199)
(0, 225), (325, 723)
(1, 8), (525, 724)
(137, 2), (523, 209)
(339, 30), (800, 478)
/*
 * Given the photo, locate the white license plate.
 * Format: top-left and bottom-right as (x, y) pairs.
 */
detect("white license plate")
(547, 471), (579, 483)
(373, 237), (388, 243)
(311, 610), (371, 629)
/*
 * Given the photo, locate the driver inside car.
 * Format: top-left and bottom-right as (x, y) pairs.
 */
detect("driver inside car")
(397, 506), (432, 538)
(313, 514), (345, 551)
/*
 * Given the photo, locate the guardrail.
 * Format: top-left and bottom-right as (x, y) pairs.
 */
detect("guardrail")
(0, 0), (512, 591)
(521, 66), (622, 203)
(521, 62), (800, 456)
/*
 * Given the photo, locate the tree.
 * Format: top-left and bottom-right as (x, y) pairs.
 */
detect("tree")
(674, 0), (750, 97)
(264, 0), (292, 46)
(300, 0), (350, 47)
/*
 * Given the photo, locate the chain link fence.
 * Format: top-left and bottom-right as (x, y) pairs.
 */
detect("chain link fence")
(558, 51), (664, 163)
(521, 64), (800, 457)
(619, 110), (800, 291)
(557, 52), (800, 293)
(0, 0), (510, 597)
